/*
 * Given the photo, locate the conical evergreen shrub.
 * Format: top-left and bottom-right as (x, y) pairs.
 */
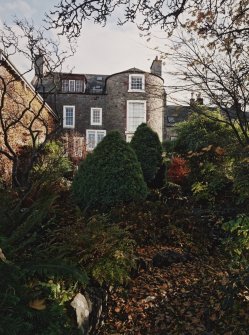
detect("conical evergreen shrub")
(72, 131), (147, 210)
(130, 123), (162, 185)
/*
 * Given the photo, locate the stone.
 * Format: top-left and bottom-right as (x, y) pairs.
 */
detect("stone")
(71, 288), (108, 335)
(71, 293), (91, 334)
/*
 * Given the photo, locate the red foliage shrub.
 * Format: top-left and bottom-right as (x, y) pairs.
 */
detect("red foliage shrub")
(167, 156), (190, 184)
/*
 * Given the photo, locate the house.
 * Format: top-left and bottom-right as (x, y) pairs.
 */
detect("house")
(0, 50), (57, 185)
(164, 93), (205, 141)
(32, 57), (166, 151)
(164, 105), (193, 141)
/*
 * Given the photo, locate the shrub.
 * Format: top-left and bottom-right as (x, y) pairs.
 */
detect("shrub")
(167, 156), (190, 185)
(160, 182), (183, 203)
(175, 111), (236, 153)
(31, 140), (72, 183)
(223, 215), (249, 268)
(130, 123), (162, 185)
(72, 131), (147, 211)
(233, 158), (249, 204)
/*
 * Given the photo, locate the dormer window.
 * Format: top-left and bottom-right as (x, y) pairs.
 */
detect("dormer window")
(69, 80), (75, 92)
(92, 85), (102, 93)
(62, 79), (85, 93)
(128, 74), (145, 92)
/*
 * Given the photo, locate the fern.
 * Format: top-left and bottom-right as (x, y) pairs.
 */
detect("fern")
(21, 261), (88, 285)
(80, 215), (136, 285)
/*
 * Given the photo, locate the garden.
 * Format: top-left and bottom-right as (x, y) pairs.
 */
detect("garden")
(1, 115), (249, 334)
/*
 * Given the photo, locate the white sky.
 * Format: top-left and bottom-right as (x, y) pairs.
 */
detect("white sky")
(0, 0), (188, 104)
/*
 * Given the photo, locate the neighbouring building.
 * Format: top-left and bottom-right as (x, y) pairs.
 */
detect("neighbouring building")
(32, 56), (166, 151)
(0, 50), (57, 185)
(164, 93), (205, 141)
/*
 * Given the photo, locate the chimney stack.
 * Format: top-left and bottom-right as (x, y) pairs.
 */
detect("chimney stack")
(190, 92), (195, 106)
(196, 93), (203, 105)
(150, 56), (162, 77)
(190, 92), (204, 106)
(34, 54), (48, 78)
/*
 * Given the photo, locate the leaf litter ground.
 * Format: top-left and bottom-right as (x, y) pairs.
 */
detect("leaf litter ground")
(96, 203), (249, 335)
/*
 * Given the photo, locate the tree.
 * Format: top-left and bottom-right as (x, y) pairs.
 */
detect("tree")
(0, 19), (73, 186)
(166, 32), (249, 147)
(174, 112), (235, 202)
(72, 131), (147, 211)
(130, 123), (162, 185)
(175, 112), (237, 153)
(48, 0), (249, 49)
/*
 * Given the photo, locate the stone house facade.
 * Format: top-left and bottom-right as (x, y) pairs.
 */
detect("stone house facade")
(0, 51), (57, 185)
(33, 57), (166, 152)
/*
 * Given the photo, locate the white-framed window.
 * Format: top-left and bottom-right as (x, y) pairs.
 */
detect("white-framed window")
(126, 100), (146, 133)
(86, 129), (106, 151)
(128, 74), (145, 92)
(62, 80), (69, 92)
(91, 108), (102, 125)
(62, 79), (85, 93)
(63, 106), (75, 128)
(69, 80), (75, 92)
(75, 80), (83, 92)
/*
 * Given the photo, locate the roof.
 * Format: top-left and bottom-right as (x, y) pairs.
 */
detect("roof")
(165, 105), (193, 126)
(33, 66), (164, 95)
(105, 67), (164, 82)
(85, 74), (108, 94)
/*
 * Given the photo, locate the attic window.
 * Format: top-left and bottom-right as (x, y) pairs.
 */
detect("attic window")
(97, 76), (103, 81)
(128, 74), (145, 92)
(92, 86), (102, 93)
(62, 79), (85, 93)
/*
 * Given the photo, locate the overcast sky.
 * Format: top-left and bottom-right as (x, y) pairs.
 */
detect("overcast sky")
(0, 0), (187, 104)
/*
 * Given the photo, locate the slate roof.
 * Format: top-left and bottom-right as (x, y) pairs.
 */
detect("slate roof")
(84, 74), (108, 94)
(165, 105), (193, 126)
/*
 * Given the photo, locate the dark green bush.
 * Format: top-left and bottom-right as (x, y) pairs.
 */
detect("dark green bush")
(72, 131), (147, 211)
(130, 123), (163, 185)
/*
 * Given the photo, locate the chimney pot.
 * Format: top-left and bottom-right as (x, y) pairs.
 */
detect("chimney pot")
(150, 56), (162, 77)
